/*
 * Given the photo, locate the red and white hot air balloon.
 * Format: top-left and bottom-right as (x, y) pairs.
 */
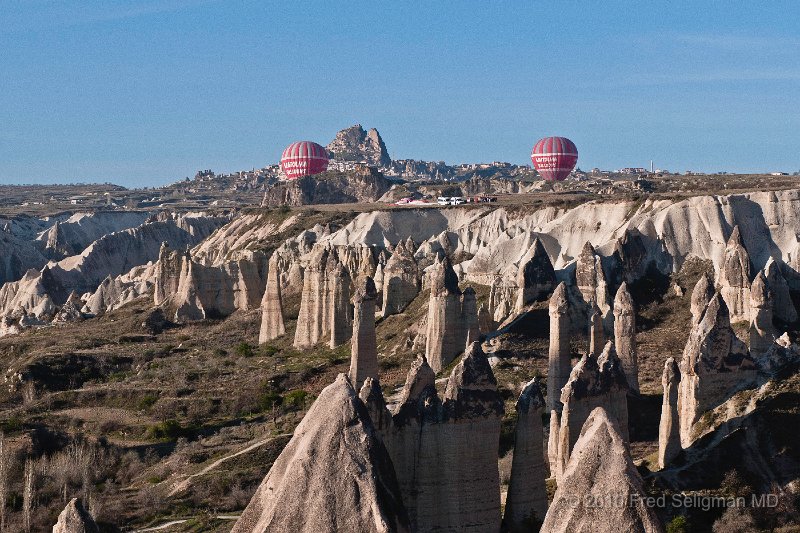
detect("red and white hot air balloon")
(280, 141), (329, 180)
(531, 136), (578, 182)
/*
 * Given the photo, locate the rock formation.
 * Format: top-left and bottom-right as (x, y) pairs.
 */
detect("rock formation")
(231, 374), (409, 533)
(262, 166), (393, 207)
(258, 253), (286, 344)
(541, 407), (665, 533)
(381, 239), (420, 317)
(462, 286), (480, 346)
(764, 257), (797, 323)
(547, 409), (560, 479)
(749, 271), (777, 355)
(556, 342), (629, 481)
(53, 498), (99, 533)
(589, 303), (604, 355)
(327, 124), (391, 167)
(613, 282), (639, 393)
(294, 246), (330, 347)
(718, 226), (752, 323)
(658, 357), (681, 469)
(504, 378), (548, 530)
(349, 277), (378, 390)
(328, 253), (352, 348)
(514, 238), (556, 312)
(678, 293), (756, 447)
(547, 282), (572, 410)
(425, 257), (476, 372)
(575, 242), (612, 327)
(385, 343), (504, 532)
(690, 272), (715, 325)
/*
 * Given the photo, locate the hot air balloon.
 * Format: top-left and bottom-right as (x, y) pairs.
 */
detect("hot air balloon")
(280, 141), (329, 180)
(531, 137), (578, 182)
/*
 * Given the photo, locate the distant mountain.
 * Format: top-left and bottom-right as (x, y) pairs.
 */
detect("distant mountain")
(327, 124), (392, 167)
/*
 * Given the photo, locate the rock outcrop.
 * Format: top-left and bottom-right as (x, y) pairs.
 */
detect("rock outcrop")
(425, 257), (476, 372)
(462, 286), (480, 346)
(381, 238), (420, 317)
(575, 242), (612, 328)
(53, 498), (99, 533)
(327, 124), (391, 167)
(589, 303), (604, 355)
(718, 226), (752, 323)
(328, 254), (352, 348)
(764, 257), (797, 323)
(504, 378), (548, 530)
(231, 374), (409, 533)
(690, 272), (715, 325)
(385, 343), (504, 533)
(613, 282), (639, 393)
(258, 253), (286, 344)
(514, 238), (556, 312)
(678, 294), (756, 447)
(541, 407), (665, 533)
(547, 282), (572, 410)
(658, 357), (681, 469)
(555, 342), (629, 481)
(262, 167), (393, 207)
(748, 271), (777, 356)
(349, 277), (378, 390)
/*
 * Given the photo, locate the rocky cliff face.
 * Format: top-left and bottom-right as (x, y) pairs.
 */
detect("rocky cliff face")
(718, 226), (752, 323)
(231, 374), (409, 533)
(678, 294), (756, 446)
(385, 343), (504, 532)
(381, 238), (420, 317)
(515, 238), (556, 312)
(327, 124), (391, 167)
(541, 407), (665, 533)
(425, 257), (476, 372)
(262, 168), (393, 207)
(555, 343), (629, 481)
(658, 357), (681, 469)
(258, 253), (286, 343)
(504, 378), (548, 529)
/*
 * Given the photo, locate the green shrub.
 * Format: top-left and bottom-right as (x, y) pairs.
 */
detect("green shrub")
(235, 342), (255, 357)
(146, 419), (185, 441)
(284, 389), (309, 410)
(214, 348), (228, 357)
(666, 515), (688, 533)
(258, 391), (283, 412)
(137, 394), (158, 411)
(260, 344), (279, 357)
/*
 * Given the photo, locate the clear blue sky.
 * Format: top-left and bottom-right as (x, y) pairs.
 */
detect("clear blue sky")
(1, 1), (799, 187)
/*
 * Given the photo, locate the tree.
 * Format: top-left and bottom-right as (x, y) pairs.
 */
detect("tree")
(22, 458), (34, 533)
(0, 433), (9, 532)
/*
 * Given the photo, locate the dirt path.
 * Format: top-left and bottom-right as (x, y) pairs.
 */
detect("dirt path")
(168, 433), (291, 496)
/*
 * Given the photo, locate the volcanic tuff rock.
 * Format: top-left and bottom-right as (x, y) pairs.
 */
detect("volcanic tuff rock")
(749, 270), (777, 356)
(381, 238), (420, 317)
(349, 277), (378, 390)
(294, 246), (336, 348)
(425, 256), (477, 372)
(547, 282), (572, 410)
(261, 167), (393, 207)
(764, 257), (797, 323)
(328, 254), (352, 348)
(53, 498), (99, 533)
(504, 377), (548, 530)
(678, 293), (756, 447)
(555, 343), (629, 481)
(589, 303), (605, 355)
(613, 282), (639, 392)
(575, 241), (613, 330)
(690, 272), (715, 325)
(258, 253), (286, 343)
(718, 226), (752, 323)
(541, 407), (665, 533)
(514, 238), (556, 312)
(658, 357), (681, 469)
(384, 343), (504, 532)
(37, 211), (150, 260)
(327, 124), (391, 167)
(232, 374), (409, 533)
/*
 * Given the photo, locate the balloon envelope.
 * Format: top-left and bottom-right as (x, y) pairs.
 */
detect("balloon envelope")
(531, 137), (578, 181)
(280, 141), (329, 180)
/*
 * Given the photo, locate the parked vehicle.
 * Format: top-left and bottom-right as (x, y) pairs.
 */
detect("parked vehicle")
(437, 196), (450, 205)
(449, 197), (465, 205)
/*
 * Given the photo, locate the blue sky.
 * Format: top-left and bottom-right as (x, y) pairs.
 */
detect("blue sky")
(1, 1), (799, 187)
